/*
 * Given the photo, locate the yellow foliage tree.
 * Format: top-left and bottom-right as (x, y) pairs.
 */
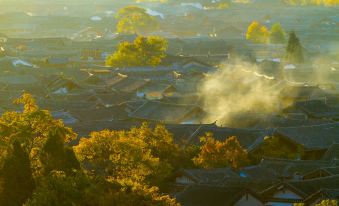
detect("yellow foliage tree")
(246, 21), (270, 44)
(316, 200), (338, 206)
(74, 124), (181, 205)
(284, 0), (339, 6)
(106, 36), (167, 68)
(193, 134), (248, 169)
(116, 6), (159, 35)
(0, 93), (76, 176)
(74, 127), (173, 187)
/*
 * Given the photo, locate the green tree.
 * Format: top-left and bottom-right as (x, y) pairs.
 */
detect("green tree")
(270, 23), (286, 44)
(0, 93), (76, 176)
(106, 36), (167, 68)
(250, 136), (303, 163)
(246, 21), (269, 43)
(116, 6), (159, 35)
(286, 31), (304, 63)
(40, 129), (80, 175)
(0, 141), (35, 206)
(193, 134), (248, 169)
(25, 171), (102, 206)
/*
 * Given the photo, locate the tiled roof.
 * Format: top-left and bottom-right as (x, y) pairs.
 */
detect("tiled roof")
(275, 123), (339, 150)
(176, 183), (268, 206)
(296, 100), (339, 120)
(259, 157), (332, 178)
(129, 101), (202, 123)
(288, 175), (339, 197)
(322, 144), (339, 161)
(176, 184), (245, 206)
(261, 175), (339, 200)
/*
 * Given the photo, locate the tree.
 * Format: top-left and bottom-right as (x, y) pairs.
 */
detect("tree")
(246, 21), (269, 44)
(193, 134), (248, 169)
(316, 200), (338, 206)
(40, 129), (80, 175)
(74, 129), (172, 186)
(110, 184), (180, 206)
(270, 23), (286, 44)
(106, 36), (167, 68)
(286, 31), (304, 63)
(116, 6), (159, 35)
(0, 93), (76, 176)
(74, 126), (180, 205)
(284, 0), (339, 6)
(250, 136), (303, 164)
(127, 123), (182, 169)
(0, 141), (35, 206)
(25, 171), (102, 206)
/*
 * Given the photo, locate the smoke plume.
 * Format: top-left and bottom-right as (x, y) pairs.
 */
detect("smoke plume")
(199, 61), (285, 127)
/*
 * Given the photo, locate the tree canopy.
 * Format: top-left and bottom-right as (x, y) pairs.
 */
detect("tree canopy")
(286, 31), (304, 63)
(315, 200), (338, 206)
(193, 134), (248, 169)
(106, 36), (167, 68)
(0, 141), (35, 206)
(246, 21), (270, 44)
(0, 93), (77, 176)
(116, 6), (159, 35)
(250, 136), (303, 163)
(284, 0), (339, 6)
(0, 94), (180, 206)
(270, 23), (286, 44)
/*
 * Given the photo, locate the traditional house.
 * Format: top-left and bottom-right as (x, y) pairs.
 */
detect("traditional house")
(304, 189), (339, 205)
(129, 101), (203, 124)
(46, 75), (81, 95)
(294, 100), (339, 120)
(279, 85), (327, 105)
(322, 144), (339, 161)
(135, 83), (177, 100)
(181, 59), (213, 73)
(108, 74), (152, 95)
(176, 185), (265, 206)
(302, 166), (339, 180)
(175, 168), (240, 187)
(261, 175), (339, 205)
(51, 110), (78, 125)
(186, 126), (269, 152)
(45, 57), (70, 67)
(0, 74), (38, 86)
(175, 164), (279, 191)
(257, 158), (332, 180)
(82, 74), (104, 86)
(274, 123), (339, 159)
(69, 105), (129, 123)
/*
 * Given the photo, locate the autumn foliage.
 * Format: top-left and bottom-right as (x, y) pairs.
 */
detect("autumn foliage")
(246, 21), (270, 44)
(106, 36), (168, 68)
(0, 94), (180, 206)
(116, 6), (159, 35)
(193, 133), (248, 169)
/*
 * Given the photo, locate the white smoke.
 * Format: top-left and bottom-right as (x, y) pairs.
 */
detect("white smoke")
(199, 61), (285, 127)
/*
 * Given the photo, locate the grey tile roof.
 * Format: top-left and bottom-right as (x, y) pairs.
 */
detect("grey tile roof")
(129, 101), (203, 123)
(259, 157), (332, 178)
(275, 123), (339, 150)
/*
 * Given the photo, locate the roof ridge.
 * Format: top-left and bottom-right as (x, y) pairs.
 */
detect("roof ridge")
(290, 174), (339, 183)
